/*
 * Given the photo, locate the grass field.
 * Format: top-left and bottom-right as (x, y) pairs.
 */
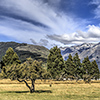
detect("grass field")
(0, 80), (100, 100)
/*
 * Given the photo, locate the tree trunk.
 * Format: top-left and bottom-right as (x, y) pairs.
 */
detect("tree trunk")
(30, 79), (35, 93)
(17, 78), (35, 93)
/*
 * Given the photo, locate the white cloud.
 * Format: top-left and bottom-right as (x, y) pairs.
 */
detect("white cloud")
(90, 0), (100, 5)
(90, 0), (100, 18)
(87, 25), (100, 37)
(47, 25), (100, 46)
(0, 0), (89, 48)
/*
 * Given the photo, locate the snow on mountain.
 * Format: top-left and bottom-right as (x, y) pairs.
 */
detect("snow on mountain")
(60, 42), (100, 69)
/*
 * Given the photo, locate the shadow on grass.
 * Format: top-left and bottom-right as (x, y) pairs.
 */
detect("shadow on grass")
(0, 90), (52, 94)
(34, 90), (52, 93)
(0, 91), (29, 93)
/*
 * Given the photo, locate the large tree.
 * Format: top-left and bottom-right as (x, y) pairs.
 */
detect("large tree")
(73, 53), (82, 80)
(82, 56), (92, 82)
(1, 57), (48, 93)
(82, 56), (92, 75)
(91, 60), (99, 80)
(64, 54), (76, 79)
(1, 47), (21, 67)
(47, 46), (65, 79)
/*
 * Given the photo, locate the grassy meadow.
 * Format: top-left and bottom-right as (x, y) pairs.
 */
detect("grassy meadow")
(0, 79), (100, 100)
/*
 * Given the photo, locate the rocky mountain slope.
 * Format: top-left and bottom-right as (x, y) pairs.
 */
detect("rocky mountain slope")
(0, 42), (49, 63)
(60, 42), (100, 69)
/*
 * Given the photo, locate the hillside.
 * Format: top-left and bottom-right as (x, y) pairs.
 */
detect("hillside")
(0, 42), (49, 63)
(60, 42), (100, 69)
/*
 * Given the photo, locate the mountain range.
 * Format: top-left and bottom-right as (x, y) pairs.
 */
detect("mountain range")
(60, 42), (100, 69)
(0, 42), (100, 70)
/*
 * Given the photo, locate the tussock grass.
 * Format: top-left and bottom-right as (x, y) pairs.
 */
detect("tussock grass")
(0, 79), (100, 100)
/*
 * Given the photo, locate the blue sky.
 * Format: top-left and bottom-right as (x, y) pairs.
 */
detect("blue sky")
(0, 0), (100, 48)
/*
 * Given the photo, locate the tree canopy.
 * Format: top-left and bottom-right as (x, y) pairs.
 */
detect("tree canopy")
(73, 53), (82, 79)
(64, 54), (76, 79)
(2, 47), (21, 67)
(82, 56), (92, 75)
(47, 46), (65, 79)
(91, 60), (99, 80)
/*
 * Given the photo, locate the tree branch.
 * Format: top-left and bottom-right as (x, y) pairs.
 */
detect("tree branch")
(17, 78), (31, 90)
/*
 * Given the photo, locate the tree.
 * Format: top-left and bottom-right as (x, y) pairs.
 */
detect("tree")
(82, 56), (92, 75)
(73, 53), (82, 80)
(1, 57), (47, 93)
(1, 47), (21, 67)
(64, 54), (76, 79)
(47, 46), (65, 79)
(91, 60), (99, 80)
(82, 56), (92, 82)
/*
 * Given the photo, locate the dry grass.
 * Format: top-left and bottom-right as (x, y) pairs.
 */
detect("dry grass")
(0, 79), (100, 84)
(0, 79), (100, 100)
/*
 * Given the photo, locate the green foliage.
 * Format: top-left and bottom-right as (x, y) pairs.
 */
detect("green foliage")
(91, 60), (99, 80)
(2, 47), (21, 66)
(82, 56), (99, 81)
(73, 53), (82, 79)
(17, 58), (44, 80)
(64, 54), (76, 77)
(47, 46), (65, 79)
(82, 56), (92, 75)
(64, 53), (100, 82)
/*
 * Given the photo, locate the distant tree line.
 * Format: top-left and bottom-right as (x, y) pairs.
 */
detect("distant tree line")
(47, 46), (100, 82)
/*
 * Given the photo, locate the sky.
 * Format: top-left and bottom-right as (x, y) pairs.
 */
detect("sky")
(0, 0), (100, 48)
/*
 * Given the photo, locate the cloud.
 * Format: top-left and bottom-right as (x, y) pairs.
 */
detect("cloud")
(90, 0), (100, 18)
(0, 0), (89, 48)
(39, 39), (49, 46)
(86, 25), (100, 38)
(43, 0), (61, 6)
(47, 33), (85, 45)
(30, 39), (37, 45)
(90, 0), (100, 5)
(30, 38), (49, 46)
(47, 25), (100, 45)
